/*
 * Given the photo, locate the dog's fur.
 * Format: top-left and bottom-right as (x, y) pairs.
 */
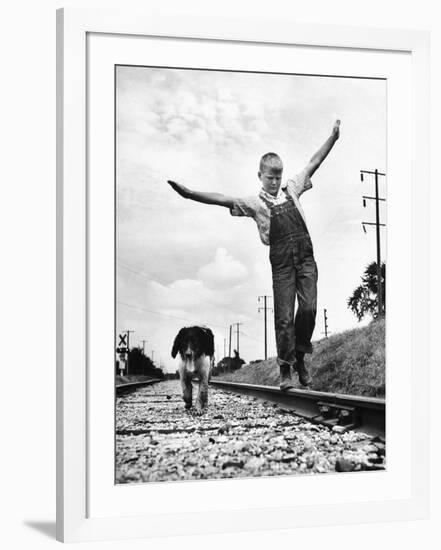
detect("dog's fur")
(171, 326), (215, 414)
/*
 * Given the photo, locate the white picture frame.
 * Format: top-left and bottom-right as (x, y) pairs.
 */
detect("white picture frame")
(56, 7), (430, 543)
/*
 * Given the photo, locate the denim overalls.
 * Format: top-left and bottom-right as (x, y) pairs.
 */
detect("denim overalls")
(266, 191), (318, 367)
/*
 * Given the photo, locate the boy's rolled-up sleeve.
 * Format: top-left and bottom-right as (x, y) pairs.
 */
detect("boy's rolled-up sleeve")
(230, 196), (258, 218)
(286, 169), (313, 198)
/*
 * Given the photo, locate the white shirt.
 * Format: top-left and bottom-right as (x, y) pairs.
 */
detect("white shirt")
(229, 169), (313, 245)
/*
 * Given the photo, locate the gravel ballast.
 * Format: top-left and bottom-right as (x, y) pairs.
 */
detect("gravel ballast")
(116, 380), (386, 484)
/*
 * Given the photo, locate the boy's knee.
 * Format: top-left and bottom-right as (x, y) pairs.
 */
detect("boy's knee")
(275, 317), (292, 330)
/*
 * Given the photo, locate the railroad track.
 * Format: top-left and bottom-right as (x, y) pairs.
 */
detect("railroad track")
(210, 380), (385, 437)
(115, 380), (386, 483)
(116, 378), (162, 395)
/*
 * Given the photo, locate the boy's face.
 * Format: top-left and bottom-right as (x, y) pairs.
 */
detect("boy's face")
(259, 167), (283, 197)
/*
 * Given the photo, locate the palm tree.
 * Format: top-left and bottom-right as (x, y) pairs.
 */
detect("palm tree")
(347, 261), (385, 321)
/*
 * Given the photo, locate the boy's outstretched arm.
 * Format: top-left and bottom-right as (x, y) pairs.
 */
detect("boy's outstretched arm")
(304, 119), (340, 177)
(167, 180), (234, 209)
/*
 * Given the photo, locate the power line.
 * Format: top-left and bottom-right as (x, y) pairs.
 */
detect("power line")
(258, 295), (272, 360)
(118, 301), (263, 358)
(239, 330), (261, 343)
(117, 300), (229, 330)
(118, 300), (267, 365)
(118, 260), (157, 280)
(118, 262), (266, 345)
(117, 260), (233, 313)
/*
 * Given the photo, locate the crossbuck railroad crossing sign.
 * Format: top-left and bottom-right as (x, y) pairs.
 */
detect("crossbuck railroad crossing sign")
(116, 333), (128, 356)
(118, 333), (127, 347)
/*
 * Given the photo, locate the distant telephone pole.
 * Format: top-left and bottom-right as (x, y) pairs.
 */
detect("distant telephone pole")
(125, 330), (134, 349)
(141, 339), (147, 355)
(322, 308), (331, 338)
(360, 169), (386, 317)
(233, 323), (243, 355)
(258, 295), (272, 359)
(229, 325), (232, 357)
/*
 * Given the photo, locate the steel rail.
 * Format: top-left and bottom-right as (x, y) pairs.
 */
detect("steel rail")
(210, 380), (385, 437)
(116, 378), (162, 395)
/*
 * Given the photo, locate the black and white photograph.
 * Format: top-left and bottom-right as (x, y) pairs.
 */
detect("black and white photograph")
(115, 65), (386, 484)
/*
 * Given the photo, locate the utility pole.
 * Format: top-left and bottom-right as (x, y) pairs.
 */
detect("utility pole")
(224, 338), (226, 358)
(360, 169), (386, 317)
(151, 350), (154, 363)
(233, 323), (243, 355)
(229, 325), (232, 357)
(322, 308), (331, 338)
(124, 330), (135, 375)
(258, 295), (272, 360)
(141, 339), (147, 355)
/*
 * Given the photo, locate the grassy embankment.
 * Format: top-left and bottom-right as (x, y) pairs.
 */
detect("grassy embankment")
(216, 318), (385, 398)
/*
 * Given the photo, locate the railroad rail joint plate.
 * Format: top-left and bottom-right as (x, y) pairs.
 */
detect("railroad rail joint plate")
(314, 401), (360, 430)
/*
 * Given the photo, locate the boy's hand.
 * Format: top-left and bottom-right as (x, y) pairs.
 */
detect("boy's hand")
(332, 119), (341, 139)
(304, 119), (341, 177)
(167, 180), (191, 199)
(167, 180), (234, 208)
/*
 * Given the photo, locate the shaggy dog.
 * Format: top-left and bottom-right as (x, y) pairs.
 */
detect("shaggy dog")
(171, 326), (215, 414)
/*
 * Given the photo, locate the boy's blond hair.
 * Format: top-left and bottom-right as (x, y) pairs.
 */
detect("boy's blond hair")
(259, 152), (283, 172)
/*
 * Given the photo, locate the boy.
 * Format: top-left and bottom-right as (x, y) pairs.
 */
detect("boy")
(168, 120), (340, 390)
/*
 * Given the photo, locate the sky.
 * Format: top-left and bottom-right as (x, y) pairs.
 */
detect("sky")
(116, 65), (386, 372)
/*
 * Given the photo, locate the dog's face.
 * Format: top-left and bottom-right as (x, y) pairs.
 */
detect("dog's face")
(171, 326), (214, 371)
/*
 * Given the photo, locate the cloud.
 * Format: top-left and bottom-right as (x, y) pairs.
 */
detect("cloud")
(166, 117), (189, 138)
(149, 278), (223, 311)
(197, 247), (248, 288)
(117, 67), (272, 150)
